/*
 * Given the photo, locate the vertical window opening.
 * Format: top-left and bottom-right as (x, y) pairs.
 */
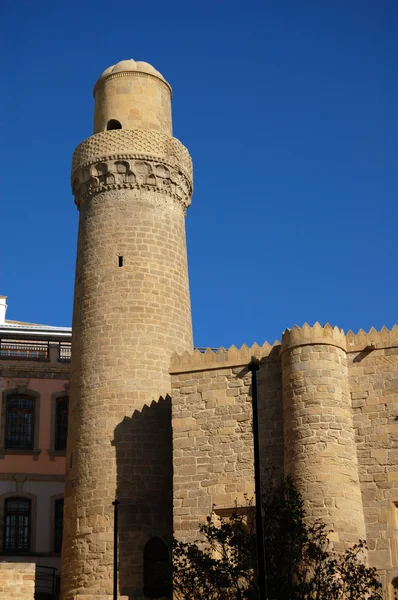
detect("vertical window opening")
(54, 498), (64, 553)
(4, 498), (31, 552)
(118, 256), (123, 267)
(55, 397), (68, 451)
(5, 395), (34, 449)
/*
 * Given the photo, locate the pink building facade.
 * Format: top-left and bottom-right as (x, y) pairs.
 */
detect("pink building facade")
(0, 296), (71, 598)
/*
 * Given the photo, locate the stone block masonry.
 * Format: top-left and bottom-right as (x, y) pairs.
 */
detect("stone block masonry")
(0, 562), (35, 600)
(281, 325), (366, 549)
(171, 324), (398, 599)
(348, 327), (398, 594)
(61, 56), (398, 600)
(62, 59), (193, 600)
(170, 342), (282, 544)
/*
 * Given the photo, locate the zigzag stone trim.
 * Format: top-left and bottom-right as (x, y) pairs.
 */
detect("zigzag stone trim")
(281, 322), (347, 354)
(346, 325), (398, 352)
(169, 341), (281, 373)
(169, 325), (398, 373)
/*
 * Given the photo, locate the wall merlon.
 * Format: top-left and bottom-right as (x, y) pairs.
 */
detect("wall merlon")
(346, 325), (398, 353)
(281, 323), (347, 354)
(170, 325), (398, 375)
(170, 341), (280, 374)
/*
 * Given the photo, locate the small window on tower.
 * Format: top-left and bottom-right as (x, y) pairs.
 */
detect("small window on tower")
(107, 119), (122, 130)
(118, 256), (123, 267)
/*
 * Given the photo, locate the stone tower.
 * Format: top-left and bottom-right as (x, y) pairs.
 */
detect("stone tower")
(281, 323), (366, 549)
(62, 59), (193, 600)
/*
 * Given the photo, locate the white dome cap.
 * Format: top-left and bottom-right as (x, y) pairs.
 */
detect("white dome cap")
(99, 59), (165, 82)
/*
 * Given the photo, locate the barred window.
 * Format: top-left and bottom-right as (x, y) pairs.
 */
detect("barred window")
(4, 497), (31, 552)
(5, 395), (35, 449)
(55, 397), (68, 451)
(54, 498), (64, 553)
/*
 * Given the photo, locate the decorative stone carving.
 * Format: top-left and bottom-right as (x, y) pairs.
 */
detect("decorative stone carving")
(72, 155), (192, 210)
(71, 129), (192, 179)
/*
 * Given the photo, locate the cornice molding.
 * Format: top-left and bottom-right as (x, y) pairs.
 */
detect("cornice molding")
(93, 69), (172, 98)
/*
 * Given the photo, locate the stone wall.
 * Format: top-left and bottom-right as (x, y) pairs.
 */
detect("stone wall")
(281, 324), (366, 549)
(0, 562), (35, 599)
(170, 342), (282, 543)
(171, 325), (398, 599)
(347, 327), (398, 594)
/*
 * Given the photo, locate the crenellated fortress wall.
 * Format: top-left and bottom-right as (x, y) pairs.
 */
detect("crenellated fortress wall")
(170, 324), (398, 592)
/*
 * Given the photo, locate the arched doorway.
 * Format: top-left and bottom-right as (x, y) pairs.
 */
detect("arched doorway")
(143, 537), (170, 598)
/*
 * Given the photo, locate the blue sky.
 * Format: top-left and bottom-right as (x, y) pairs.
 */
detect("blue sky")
(1, 0), (396, 348)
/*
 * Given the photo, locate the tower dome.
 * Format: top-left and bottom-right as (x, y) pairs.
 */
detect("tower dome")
(93, 58), (172, 135)
(98, 59), (166, 82)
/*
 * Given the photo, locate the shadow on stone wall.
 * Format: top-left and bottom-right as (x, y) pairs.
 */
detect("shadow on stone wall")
(113, 395), (173, 599)
(235, 347), (284, 485)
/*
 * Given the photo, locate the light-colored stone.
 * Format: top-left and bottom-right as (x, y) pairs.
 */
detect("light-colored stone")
(61, 58), (193, 600)
(61, 57), (398, 600)
(0, 563), (35, 600)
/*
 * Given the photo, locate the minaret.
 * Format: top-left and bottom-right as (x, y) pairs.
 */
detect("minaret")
(62, 59), (193, 600)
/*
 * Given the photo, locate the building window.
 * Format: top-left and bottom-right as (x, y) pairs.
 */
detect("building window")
(3, 497), (31, 552)
(107, 119), (122, 130)
(54, 498), (64, 553)
(55, 397), (68, 451)
(143, 537), (170, 598)
(5, 395), (34, 449)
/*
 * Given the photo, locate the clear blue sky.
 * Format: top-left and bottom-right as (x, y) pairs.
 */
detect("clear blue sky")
(1, 0), (396, 348)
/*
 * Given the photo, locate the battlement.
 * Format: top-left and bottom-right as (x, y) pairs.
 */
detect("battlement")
(281, 322), (346, 354)
(169, 340), (281, 373)
(170, 324), (398, 374)
(346, 325), (398, 352)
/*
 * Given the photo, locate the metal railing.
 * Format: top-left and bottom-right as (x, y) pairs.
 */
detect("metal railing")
(0, 340), (217, 363)
(35, 565), (57, 598)
(0, 339), (72, 363)
(58, 342), (71, 363)
(194, 347), (219, 353)
(0, 339), (49, 361)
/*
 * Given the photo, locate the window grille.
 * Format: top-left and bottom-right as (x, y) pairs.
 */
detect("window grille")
(4, 497), (31, 552)
(5, 395), (34, 449)
(58, 342), (71, 363)
(0, 339), (49, 360)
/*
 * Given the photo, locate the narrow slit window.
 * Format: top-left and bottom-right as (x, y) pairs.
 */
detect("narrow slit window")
(118, 256), (123, 267)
